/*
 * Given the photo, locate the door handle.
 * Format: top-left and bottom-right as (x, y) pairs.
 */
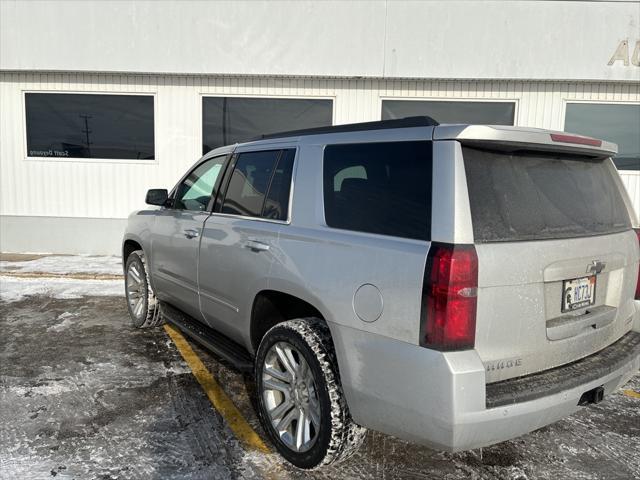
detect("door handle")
(244, 240), (270, 252)
(184, 229), (199, 239)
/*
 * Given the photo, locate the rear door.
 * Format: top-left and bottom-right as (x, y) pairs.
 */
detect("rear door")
(198, 148), (296, 344)
(462, 146), (639, 383)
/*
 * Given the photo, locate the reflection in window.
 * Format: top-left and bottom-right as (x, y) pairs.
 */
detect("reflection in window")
(381, 100), (515, 125)
(174, 157), (225, 211)
(25, 93), (154, 159)
(564, 103), (640, 171)
(202, 97), (332, 154)
(222, 149), (295, 221)
(222, 151), (281, 218)
(334, 165), (367, 191)
(263, 150), (295, 221)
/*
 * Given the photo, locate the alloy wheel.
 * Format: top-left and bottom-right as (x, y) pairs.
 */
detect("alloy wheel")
(126, 261), (146, 320)
(262, 341), (321, 453)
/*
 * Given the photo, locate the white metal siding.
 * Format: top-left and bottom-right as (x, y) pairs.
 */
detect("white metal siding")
(1, 72), (639, 220)
(3, 1), (639, 82)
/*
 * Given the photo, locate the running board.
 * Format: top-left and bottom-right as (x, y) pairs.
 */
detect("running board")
(160, 301), (254, 373)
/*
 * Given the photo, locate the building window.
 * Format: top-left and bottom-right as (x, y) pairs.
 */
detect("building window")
(564, 103), (640, 171)
(25, 93), (155, 160)
(202, 97), (332, 154)
(381, 100), (515, 125)
(323, 141), (433, 241)
(222, 149), (295, 221)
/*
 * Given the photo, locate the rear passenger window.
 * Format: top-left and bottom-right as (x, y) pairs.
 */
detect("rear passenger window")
(323, 141), (432, 241)
(222, 149), (295, 221)
(263, 149), (295, 220)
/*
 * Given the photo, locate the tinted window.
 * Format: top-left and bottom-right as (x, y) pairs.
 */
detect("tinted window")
(323, 141), (432, 241)
(564, 103), (640, 170)
(263, 149), (295, 221)
(463, 147), (631, 242)
(222, 150), (294, 220)
(174, 156), (226, 211)
(25, 93), (154, 159)
(202, 97), (332, 154)
(382, 100), (515, 125)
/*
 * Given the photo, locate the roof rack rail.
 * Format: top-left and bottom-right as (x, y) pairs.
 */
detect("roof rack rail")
(250, 116), (439, 142)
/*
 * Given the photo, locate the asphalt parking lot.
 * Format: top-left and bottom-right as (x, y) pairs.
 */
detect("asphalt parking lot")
(1, 276), (639, 479)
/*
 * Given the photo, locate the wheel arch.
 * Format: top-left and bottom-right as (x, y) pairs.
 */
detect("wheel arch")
(122, 238), (143, 264)
(248, 289), (358, 412)
(122, 236), (157, 291)
(250, 289), (328, 353)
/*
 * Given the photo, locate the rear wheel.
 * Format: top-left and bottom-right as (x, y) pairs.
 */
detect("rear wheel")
(124, 250), (162, 328)
(255, 318), (366, 469)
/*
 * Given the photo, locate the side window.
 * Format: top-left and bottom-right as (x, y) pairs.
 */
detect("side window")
(174, 156), (225, 211)
(221, 149), (295, 220)
(323, 141), (432, 241)
(263, 149), (295, 220)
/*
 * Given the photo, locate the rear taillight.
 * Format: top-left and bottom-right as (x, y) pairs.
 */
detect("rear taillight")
(635, 228), (640, 300)
(421, 243), (478, 350)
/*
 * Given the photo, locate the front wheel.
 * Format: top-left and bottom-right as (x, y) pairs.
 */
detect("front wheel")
(124, 250), (162, 328)
(255, 318), (366, 469)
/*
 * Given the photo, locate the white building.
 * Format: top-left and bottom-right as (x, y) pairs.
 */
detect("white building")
(1, 0), (639, 255)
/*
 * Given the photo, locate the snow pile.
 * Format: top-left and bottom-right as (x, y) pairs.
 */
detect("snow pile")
(0, 254), (123, 276)
(0, 275), (124, 303)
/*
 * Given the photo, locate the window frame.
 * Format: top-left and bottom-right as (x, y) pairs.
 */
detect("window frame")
(561, 99), (640, 173)
(199, 93), (336, 154)
(22, 90), (158, 164)
(378, 96), (519, 126)
(212, 145), (298, 225)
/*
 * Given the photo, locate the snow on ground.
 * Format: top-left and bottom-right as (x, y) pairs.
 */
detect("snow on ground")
(0, 255), (123, 276)
(0, 275), (124, 303)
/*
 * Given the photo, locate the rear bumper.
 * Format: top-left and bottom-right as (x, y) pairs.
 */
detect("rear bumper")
(486, 331), (640, 408)
(330, 323), (640, 452)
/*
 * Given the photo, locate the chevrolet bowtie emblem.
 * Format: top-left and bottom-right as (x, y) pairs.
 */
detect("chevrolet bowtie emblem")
(586, 260), (606, 275)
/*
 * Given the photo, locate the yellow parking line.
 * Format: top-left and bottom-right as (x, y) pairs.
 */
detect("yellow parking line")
(622, 389), (640, 399)
(163, 324), (270, 453)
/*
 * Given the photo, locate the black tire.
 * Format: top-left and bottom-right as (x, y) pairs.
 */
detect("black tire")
(255, 318), (366, 469)
(124, 250), (163, 328)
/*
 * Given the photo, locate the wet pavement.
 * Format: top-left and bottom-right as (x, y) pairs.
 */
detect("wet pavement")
(1, 295), (639, 480)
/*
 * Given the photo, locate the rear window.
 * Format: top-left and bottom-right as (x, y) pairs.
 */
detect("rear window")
(323, 141), (432, 241)
(463, 147), (631, 242)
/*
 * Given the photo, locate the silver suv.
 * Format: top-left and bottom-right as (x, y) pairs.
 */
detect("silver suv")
(123, 117), (640, 469)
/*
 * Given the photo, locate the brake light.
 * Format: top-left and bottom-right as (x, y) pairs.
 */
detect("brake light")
(550, 133), (602, 147)
(635, 228), (640, 300)
(421, 243), (478, 350)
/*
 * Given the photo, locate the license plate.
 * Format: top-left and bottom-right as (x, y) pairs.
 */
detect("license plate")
(562, 276), (596, 312)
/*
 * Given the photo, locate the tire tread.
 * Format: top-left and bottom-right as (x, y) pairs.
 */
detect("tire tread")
(126, 250), (163, 328)
(257, 318), (366, 469)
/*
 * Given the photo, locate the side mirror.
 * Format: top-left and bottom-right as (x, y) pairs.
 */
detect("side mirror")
(145, 189), (169, 206)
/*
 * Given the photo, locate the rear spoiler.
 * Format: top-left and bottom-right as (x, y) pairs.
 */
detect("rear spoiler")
(433, 125), (617, 158)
